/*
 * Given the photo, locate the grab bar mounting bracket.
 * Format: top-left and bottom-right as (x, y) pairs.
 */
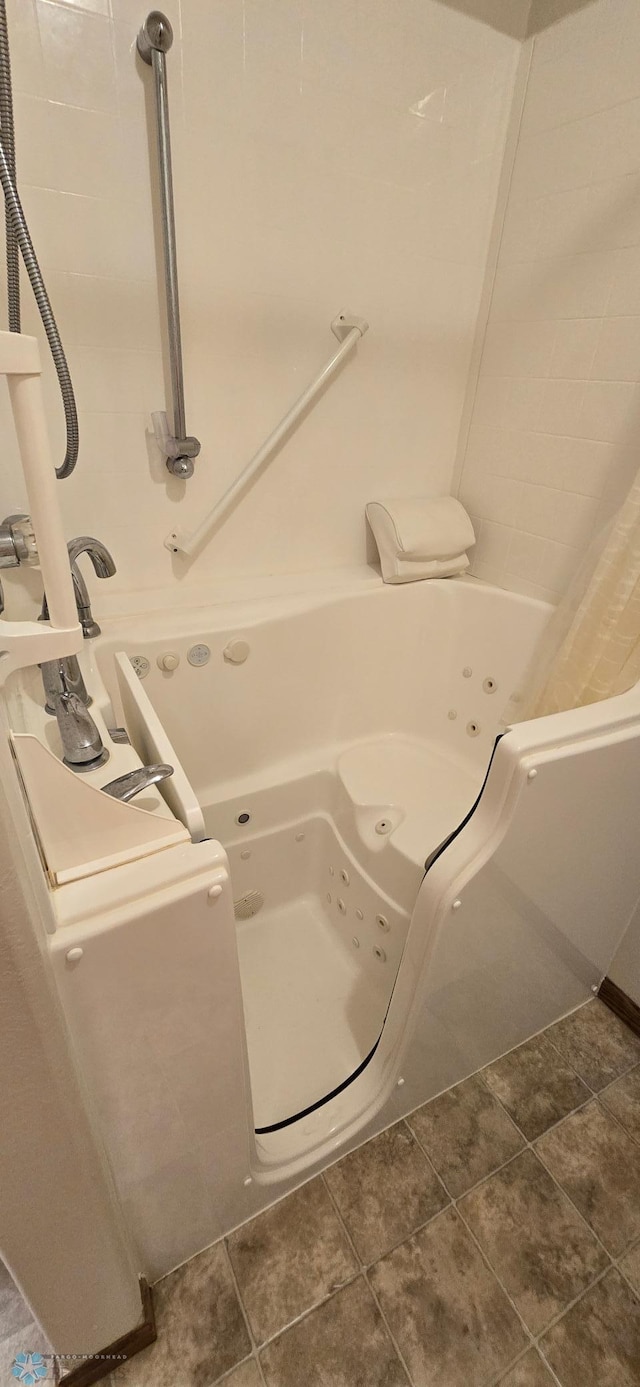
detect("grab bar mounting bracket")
(331, 313), (369, 343)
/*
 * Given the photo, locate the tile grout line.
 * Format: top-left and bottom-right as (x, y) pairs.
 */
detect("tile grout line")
(218, 1240), (266, 1387)
(225, 1270), (362, 1361)
(475, 1066), (594, 1143)
(533, 1263), (613, 1345)
(456, 1175), (613, 1380)
(595, 1088), (640, 1152)
(409, 1079), (619, 1365)
(467, 1073), (639, 1360)
(223, 1191), (368, 1366)
(469, 1056), (622, 1258)
(208, 1349), (265, 1387)
(319, 1174), (364, 1271)
(399, 1117), (453, 1207)
(169, 1004), (639, 1387)
(320, 1173), (416, 1387)
(612, 1257), (640, 1304)
(418, 1022), (640, 1366)
(546, 1039), (640, 1095)
(531, 1122), (633, 1266)
(383, 1122), (546, 1378)
(470, 1062), (620, 1269)
(362, 1271), (416, 1387)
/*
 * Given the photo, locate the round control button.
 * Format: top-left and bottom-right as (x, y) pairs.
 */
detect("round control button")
(157, 651), (179, 671)
(187, 643), (210, 667)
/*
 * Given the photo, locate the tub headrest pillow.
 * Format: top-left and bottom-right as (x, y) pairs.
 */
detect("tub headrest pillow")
(366, 496), (476, 584)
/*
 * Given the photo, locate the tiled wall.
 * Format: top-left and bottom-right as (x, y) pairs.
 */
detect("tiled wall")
(458, 0), (640, 601)
(0, 0), (519, 612)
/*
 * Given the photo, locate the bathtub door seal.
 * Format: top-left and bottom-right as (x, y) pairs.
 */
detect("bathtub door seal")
(254, 1029), (383, 1135)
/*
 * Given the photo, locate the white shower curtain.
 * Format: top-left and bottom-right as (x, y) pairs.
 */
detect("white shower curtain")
(509, 465), (640, 722)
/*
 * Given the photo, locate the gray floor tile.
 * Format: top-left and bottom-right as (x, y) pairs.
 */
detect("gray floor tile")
(220, 1360), (262, 1387)
(547, 1001), (640, 1091)
(259, 1277), (408, 1387)
(599, 1065), (640, 1142)
(369, 1206), (526, 1387)
(483, 1033), (590, 1140)
(459, 1149), (607, 1334)
(536, 1100), (640, 1256)
(110, 1242), (250, 1386)
(0, 1321), (50, 1383)
(497, 1349), (557, 1386)
(227, 1177), (356, 1344)
(540, 1268), (640, 1387)
(0, 1260), (35, 1342)
(619, 1242), (640, 1295)
(324, 1121), (448, 1264)
(407, 1073), (524, 1197)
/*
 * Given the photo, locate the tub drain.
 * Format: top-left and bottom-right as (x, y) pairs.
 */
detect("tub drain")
(234, 890), (264, 920)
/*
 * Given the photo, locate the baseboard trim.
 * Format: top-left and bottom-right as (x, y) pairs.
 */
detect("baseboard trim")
(598, 976), (640, 1039)
(54, 1278), (156, 1386)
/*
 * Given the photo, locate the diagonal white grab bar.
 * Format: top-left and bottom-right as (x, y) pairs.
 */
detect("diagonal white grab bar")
(164, 313), (369, 559)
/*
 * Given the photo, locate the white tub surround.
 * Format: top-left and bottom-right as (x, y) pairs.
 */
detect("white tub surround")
(459, 0), (640, 602)
(0, 0), (521, 606)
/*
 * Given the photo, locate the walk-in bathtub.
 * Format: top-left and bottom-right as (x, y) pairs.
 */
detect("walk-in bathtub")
(9, 571), (640, 1279)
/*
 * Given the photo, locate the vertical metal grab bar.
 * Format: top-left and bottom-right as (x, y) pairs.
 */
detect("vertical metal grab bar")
(137, 11), (200, 480)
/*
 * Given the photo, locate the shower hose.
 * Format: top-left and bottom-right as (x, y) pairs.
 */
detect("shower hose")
(0, 0), (78, 478)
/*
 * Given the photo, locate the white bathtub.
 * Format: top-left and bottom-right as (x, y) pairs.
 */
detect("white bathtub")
(17, 570), (640, 1278)
(96, 575), (549, 1131)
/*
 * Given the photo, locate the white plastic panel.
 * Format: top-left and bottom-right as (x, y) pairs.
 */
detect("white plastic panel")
(487, 733), (640, 978)
(50, 839), (256, 1280)
(12, 732), (188, 884)
(404, 721), (640, 1098)
(114, 651), (206, 841)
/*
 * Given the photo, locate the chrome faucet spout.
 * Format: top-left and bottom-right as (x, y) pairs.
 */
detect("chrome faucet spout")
(41, 662), (109, 771)
(67, 535), (117, 579)
(101, 764), (174, 803)
(40, 535), (116, 638)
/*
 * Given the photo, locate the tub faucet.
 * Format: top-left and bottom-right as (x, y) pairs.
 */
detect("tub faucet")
(40, 535), (116, 639)
(101, 764), (174, 803)
(40, 534), (116, 722)
(46, 664), (109, 772)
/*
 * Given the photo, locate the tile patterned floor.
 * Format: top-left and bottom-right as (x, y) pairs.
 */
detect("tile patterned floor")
(0, 1260), (50, 1383)
(3, 1000), (640, 1387)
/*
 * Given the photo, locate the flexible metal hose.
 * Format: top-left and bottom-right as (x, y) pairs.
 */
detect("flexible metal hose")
(0, 0), (79, 478)
(0, 1), (18, 333)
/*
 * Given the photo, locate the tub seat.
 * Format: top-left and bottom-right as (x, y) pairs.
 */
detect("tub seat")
(337, 736), (483, 870)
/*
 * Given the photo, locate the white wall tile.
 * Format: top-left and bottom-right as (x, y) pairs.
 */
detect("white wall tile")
(37, 1), (117, 112)
(505, 529), (547, 583)
(459, 0), (640, 602)
(537, 378), (585, 435)
(578, 380), (640, 442)
(608, 246), (640, 316)
(591, 316), (640, 381)
(0, 0), (521, 605)
(5, 0), (45, 97)
(559, 438), (615, 496)
(548, 319), (601, 379)
(502, 378), (546, 430)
